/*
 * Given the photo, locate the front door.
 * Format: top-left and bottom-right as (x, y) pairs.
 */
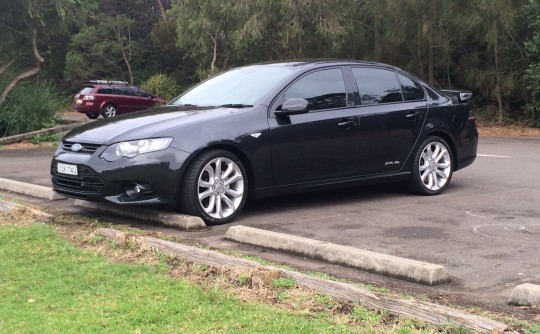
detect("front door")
(269, 68), (360, 186)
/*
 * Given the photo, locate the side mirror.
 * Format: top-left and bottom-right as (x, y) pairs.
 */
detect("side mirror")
(274, 98), (309, 117)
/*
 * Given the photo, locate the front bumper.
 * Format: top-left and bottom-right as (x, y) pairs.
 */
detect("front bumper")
(51, 144), (191, 206)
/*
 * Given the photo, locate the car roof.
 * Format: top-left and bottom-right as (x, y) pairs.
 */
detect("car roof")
(249, 59), (398, 71)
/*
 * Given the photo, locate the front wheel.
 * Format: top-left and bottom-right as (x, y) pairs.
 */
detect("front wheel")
(101, 104), (117, 118)
(408, 136), (453, 195)
(180, 150), (248, 225)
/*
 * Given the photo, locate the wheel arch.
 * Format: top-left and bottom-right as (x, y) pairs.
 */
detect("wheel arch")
(178, 144), (256, 200)
(100, 101), (117, 110)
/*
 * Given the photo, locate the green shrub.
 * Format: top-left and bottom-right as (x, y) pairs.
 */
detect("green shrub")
(140, 74), (181, 101)
(0, 81), (67, 137)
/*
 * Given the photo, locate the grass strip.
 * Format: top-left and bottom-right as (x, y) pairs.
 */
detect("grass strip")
(0, 223), (364, 333)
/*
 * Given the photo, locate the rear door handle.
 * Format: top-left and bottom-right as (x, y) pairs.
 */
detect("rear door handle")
(406, 111), (422, 119)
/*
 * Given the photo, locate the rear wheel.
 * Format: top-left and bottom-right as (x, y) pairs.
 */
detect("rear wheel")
(180, 150), (248, 225)
(101, 104), (117, 118)
(86, 112), (99, 119)
(408, 136), (453, 195)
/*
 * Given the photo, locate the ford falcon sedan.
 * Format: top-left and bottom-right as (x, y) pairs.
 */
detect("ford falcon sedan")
(52, 60), (478, 224)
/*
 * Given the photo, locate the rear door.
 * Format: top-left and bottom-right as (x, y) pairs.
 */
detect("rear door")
(114, 87), (138, 113)
(268, 67), (360, 185)
(351, 67), (428, 175)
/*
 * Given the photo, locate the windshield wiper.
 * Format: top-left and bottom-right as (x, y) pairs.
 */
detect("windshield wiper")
(219, 104), (253, 108)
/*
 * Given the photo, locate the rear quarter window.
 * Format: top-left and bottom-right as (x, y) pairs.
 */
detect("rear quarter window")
(397, 73), (425, 101)
(78, 86), (95, 94)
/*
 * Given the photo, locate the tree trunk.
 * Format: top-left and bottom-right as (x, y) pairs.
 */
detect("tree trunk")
(0, 28), (44, 108)
(0, 60), (14, 76)
(428, 1), (435, 85)
(493, 22), (504, 123)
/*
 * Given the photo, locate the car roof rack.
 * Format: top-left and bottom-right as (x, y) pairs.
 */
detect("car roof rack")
(88, 80), (129, 85)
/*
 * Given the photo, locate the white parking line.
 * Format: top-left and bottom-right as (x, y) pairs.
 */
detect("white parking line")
(477, 154), (511, 158)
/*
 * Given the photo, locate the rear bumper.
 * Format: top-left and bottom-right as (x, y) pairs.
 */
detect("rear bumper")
(455, 118), (478, 171)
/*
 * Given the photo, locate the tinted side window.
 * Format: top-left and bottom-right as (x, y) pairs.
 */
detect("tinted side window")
(129, 88), (144, 97)
(397, 73), (425, 101)
(284, 68), (346, 111)
(352, 68), (402, 105)
(115, 87), (132, 96)
(98, 88), (113, 94)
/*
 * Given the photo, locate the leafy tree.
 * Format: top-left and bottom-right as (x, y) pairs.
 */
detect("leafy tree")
(65, 14), (140, 84)
(0, 0), (94, 106)
(525, 0), (540, 126)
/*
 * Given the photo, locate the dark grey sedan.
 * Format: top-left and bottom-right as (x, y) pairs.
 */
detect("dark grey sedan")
(52, 60), (478, 224)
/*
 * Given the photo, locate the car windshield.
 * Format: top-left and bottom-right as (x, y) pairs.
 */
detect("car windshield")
(170, 65), (296, 106)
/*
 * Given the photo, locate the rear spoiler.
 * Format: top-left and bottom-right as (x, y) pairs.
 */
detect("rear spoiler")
(440, 89), (472, 104)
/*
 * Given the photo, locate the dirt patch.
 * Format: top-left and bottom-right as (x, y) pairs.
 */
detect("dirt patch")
(477, 124), (540, 138)
(0, 140), (57, 150)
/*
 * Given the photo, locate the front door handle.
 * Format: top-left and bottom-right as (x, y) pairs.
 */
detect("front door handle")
(337, 118), (356, 128)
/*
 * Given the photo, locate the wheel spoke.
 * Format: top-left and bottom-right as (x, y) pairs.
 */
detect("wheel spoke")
(225, 188), (243, 198)
(224, 174), (242, 186)
(431, 171), (439, 188)
(221, 195), (235, 210)
(436, 169), (448, 179)
(426, 173), (434, 189)
(221, 163), (234, 179)
(215, 195), (223, 218)
(198, 189), (213, 201)
(203, 165), (215, 182)
(203, 195), (216, 214)
(437, 161), (450, 169)
(431, 145), (440, 159)
(420, 169), (429, 182)
(215, 159), (222, 178)
(434, 149), (447, 163)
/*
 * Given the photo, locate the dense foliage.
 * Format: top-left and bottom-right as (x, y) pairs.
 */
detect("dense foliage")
(2, 0), (540, 135)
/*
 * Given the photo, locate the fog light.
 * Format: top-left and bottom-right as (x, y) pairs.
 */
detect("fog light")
(125, 183), (142, 198)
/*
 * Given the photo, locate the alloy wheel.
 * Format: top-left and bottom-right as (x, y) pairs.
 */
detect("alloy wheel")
(197, 157), (244, 219)
(418, 141), (451, 191)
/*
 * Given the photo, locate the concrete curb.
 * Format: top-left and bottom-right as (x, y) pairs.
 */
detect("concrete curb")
(225, 225), (451, 286)
(508, 283), (540, 306)
(0, 178), (65, 201)
(74, 200), (206, 231)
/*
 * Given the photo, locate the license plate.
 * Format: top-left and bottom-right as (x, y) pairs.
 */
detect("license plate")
(57, 163), (78, 176)
(75, 99), (83, 105)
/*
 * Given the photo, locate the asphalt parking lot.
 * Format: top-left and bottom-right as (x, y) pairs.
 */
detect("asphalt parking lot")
(1, 137), (539, 310)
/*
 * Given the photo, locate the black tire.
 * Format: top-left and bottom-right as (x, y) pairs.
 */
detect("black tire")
(101, 104), (117, 118)
(86, 112), (99, 119)
(408, 136), (453, 195)
(180, 150), (248, 225)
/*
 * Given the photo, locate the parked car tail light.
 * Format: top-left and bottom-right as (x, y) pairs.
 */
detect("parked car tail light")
(82, 96), (95, 101)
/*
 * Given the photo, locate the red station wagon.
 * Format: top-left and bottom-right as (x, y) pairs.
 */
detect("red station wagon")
(74, 80), (167, 119)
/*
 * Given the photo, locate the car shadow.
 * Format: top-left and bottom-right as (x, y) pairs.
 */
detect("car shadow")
(242, 182), (410, 217)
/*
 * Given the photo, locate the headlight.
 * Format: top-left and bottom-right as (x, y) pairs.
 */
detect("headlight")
(100, 138), (173, 162)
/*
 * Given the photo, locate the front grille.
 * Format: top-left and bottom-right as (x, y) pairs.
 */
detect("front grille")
(51, 161), (104, 196)
(62, 141), (102, 154)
